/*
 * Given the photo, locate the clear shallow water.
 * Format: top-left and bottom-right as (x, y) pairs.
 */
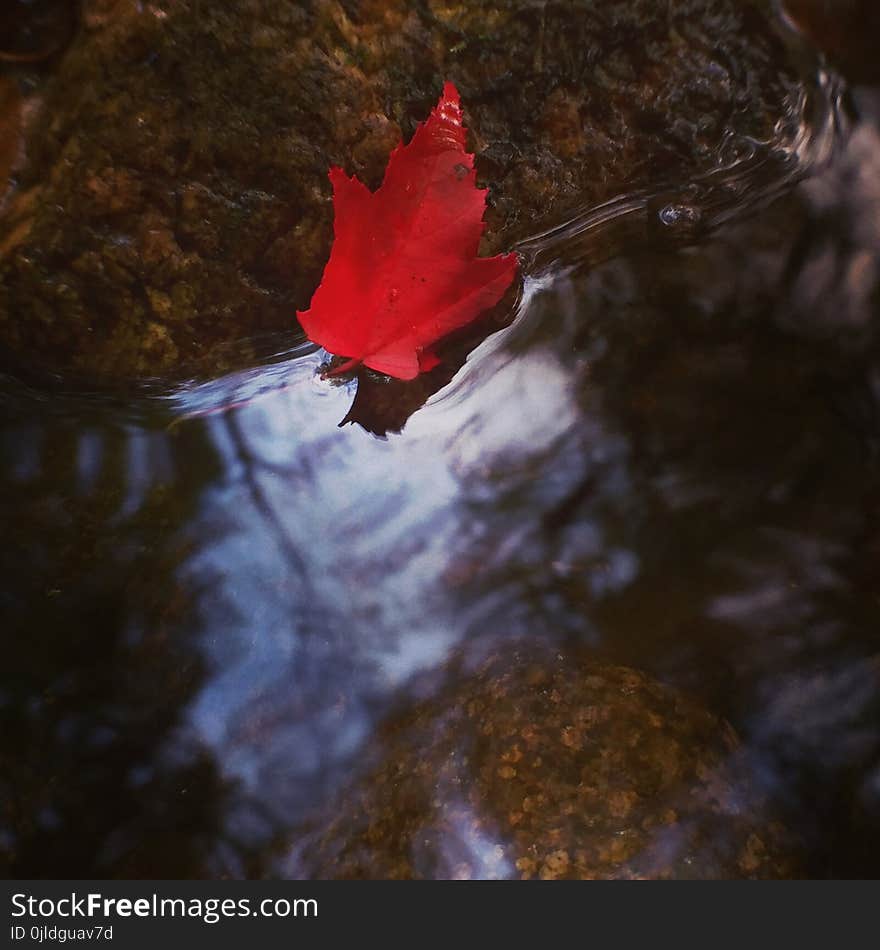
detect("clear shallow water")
(2, 61), (879, 876)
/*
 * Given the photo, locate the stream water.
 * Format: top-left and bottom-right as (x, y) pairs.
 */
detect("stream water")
(2, 13), (879, 879)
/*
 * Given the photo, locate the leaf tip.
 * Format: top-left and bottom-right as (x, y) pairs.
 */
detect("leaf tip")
(441, 80), (461, 105)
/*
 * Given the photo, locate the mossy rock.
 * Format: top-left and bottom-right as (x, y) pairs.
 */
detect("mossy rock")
(0, 0), (801, 382)
(300, 647), (797, 879)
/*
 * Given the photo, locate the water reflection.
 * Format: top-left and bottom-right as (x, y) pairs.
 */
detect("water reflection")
(2, 80), (879, 879)
(0, 405), (239, 876)
(166, 314), (588, 843)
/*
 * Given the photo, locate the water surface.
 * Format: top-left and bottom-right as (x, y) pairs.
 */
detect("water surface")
(1, 27), (879, 879)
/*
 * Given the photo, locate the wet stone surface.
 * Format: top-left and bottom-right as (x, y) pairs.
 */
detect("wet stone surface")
(0, 0), (801, 382)
(297, 648), (796, 879)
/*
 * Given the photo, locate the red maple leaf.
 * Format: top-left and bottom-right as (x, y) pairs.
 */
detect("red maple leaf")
(297, 82), (519, 381)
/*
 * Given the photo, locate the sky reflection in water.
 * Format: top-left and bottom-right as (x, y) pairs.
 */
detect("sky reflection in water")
(1, 88), (879, 879)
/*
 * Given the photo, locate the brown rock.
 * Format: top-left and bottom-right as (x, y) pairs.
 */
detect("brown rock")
(298, 647), (798, 879)
(0, 0), (805, 383)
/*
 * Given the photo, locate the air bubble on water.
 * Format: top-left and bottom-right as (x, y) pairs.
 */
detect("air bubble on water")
(658, 203), (703, 228)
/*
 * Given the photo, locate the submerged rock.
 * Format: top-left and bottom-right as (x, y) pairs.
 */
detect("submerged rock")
(0, 0), (804, 382)
(298, 648), (796, 879)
